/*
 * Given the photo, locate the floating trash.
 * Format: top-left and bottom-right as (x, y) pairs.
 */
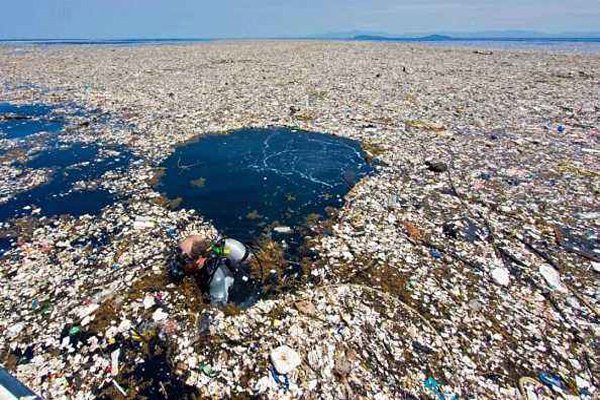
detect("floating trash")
(491, 267), (510, 286)
(2, 42), (600, 400)
(537, 371), (567, 392)
(539, 264), (568, 293)
(270, 345), (302, 375)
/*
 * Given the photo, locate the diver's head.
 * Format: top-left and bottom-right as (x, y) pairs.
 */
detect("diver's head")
(178, 235), (210, 271)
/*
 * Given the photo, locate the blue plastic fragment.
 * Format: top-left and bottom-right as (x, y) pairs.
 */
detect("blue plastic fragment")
(424, 376), (439, 390)
(165, 227), (178, 238)
(270, 366), (290, 391)
(424, 377), (459, 400)
(479, 172), (491, 181)
(424, 377), (444, 400)
(538, 372), (566, 390)
(430, 250), (442, 259)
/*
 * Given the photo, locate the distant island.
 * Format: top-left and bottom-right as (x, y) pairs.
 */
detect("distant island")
(354, 34), (453, 41)
(304, 29), (600, 41)
(352, 34), (600, 42)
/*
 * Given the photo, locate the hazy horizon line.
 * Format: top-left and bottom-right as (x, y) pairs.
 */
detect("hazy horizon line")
(2, 29), (600, 42)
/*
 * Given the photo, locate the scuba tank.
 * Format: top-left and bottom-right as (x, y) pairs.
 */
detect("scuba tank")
(204, 238), (252, 306)
(210, 238), (251, 267)
(206, 259), (235, 306)
(204, 237), (253, 306)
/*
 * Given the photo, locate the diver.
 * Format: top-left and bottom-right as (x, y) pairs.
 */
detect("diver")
(167, 235), (252, 306)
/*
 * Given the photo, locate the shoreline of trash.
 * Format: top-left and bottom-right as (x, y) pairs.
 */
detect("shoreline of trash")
(0, 41), (599, 399)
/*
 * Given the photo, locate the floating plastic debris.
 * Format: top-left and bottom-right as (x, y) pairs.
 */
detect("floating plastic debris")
(539, 264), (568, 293)
(270, 345), (301, 375)
(491, 267), (510, 286)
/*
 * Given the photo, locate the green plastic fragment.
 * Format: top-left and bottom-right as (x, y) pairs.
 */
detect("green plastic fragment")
(69, 326), (81, 335)
(200, 364), (219, 378)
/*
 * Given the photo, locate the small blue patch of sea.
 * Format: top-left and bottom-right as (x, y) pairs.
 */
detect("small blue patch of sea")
(0, 102), (64, 139)
(0, 143), (134, 221)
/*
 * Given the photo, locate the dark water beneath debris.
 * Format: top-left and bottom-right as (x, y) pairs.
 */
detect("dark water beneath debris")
(159, 127), (373, 242)
(159, 127), (372, 308)
(0, 102), (65, 139)
(0, 237), (12, 256)
(0, 143), (133, 222)
(0, 103), (56, 117)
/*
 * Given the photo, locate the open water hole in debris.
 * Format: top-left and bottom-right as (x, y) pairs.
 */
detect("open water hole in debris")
(0, 102), (65, 139)
(158, 127), (373, 305)
(0, 143), (134, 222)
(0, 236), (12, 256)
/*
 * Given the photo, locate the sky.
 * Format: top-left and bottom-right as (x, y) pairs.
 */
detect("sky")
(1, 0), (599, 39)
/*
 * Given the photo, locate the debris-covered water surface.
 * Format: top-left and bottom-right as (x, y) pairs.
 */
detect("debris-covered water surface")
(0, 42), (599, 399)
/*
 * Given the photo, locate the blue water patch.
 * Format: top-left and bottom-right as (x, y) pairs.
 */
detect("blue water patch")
(158, 127), (373, 242)
(0, 236), (13, 256)
(1, 119), (64, 140)
(0, 103), (57, 117)
(0, 102), (64, 139)
(0, 38), (211, 47)
(26, 144), (98, 169)
(0, 144), (133, 222)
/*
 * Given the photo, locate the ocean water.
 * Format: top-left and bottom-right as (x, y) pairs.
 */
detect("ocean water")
(420, 39), (600, 54)
(0, 102), (64, 139)
(158, 127), (373, 242)
(0, 143), (133, 222)
(0, 103), (56, 116)
(1, 37), (598, 53)
(0, 38), (210, 47)
(157, 127), (373, 306)
(0, 237), (11, 256)
(0, 102), (132, 255)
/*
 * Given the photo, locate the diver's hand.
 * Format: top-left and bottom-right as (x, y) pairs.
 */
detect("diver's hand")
(195, 256), (207, 269)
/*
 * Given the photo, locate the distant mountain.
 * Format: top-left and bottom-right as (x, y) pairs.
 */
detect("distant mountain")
(302, 30), (600, 40)
(304, 30), (391, 39)
(354, 34), (453, 41)
(421, 34), (453, 41)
